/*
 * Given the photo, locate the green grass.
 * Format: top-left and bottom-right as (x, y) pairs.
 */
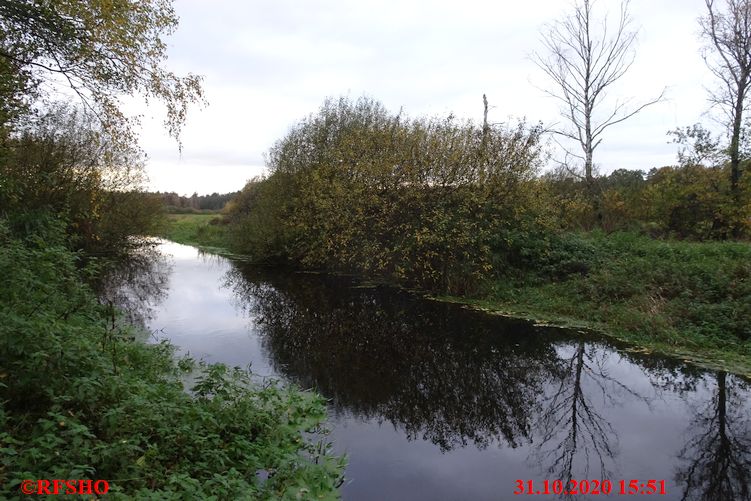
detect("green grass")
(440, 231), (751, 377)
(158, 213), (230, 251)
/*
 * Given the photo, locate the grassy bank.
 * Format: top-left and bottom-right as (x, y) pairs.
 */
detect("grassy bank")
(1, 218), (344, 499)
(444, 231), (751, 377)
(158, 213), (230, 251)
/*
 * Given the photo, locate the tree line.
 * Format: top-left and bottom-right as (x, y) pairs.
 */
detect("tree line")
(156, 191), (240, 212)
(223, 95), (751, 292)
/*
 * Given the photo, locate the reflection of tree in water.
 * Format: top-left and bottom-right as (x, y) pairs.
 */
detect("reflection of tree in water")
(532, 341), (652, 495)
(96, 239), (171, 328)
(675, 371), (751, 501)
(224, 266), (565, 452)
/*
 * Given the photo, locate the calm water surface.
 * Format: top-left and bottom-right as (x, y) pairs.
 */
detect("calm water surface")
(120, 241), (751, 501)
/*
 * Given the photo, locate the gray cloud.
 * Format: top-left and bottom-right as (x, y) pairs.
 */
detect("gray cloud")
(137, 0), (716, 194)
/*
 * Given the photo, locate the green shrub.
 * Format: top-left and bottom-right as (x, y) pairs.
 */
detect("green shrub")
(492, 230), (597, 282)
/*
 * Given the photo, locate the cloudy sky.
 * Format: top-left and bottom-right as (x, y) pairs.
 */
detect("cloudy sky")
(135, 0), (718, 195)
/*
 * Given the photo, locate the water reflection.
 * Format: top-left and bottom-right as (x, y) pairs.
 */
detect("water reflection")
(675, 371), (751, 501)
(97, 239), (171, 328)
(221, 263), (751, 500)
(128, 242), (751, 500)
(537, 343), (611, 483)
(225, 267), (565, 452)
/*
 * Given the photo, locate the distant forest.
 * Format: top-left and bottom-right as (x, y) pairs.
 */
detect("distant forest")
(155, 191), (240, 211)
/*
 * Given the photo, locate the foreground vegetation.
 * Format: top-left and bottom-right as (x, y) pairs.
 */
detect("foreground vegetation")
(0, 104), (344, 500)
(0, 91), (344, 501)
(0, 219), (344, 499)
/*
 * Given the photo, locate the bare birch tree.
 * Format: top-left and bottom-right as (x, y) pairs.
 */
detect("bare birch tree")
(534, 0), (662, 188)
(700, 0), (751, 200)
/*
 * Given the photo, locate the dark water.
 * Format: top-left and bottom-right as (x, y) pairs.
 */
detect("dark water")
(116, 241), (751, 501)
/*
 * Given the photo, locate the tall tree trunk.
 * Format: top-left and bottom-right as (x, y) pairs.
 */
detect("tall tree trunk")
(584, 103), (593, 185)
(584, 102), (601, 226)
(701, 1), (751, 238)
(730, 84), (745, 237)
(730, 89), (744, 195)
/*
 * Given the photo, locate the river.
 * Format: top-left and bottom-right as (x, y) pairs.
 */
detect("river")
(112, 240), (751, 500)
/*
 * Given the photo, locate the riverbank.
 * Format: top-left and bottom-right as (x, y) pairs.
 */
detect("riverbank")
(457, 231), (751, 377)
(433, 296), (751, 378)
(160, 214), (751, 377)
(159, 213), (230, 251)
(1, 217), (344, 498)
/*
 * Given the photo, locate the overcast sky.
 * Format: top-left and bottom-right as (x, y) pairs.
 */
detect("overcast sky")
(135, 0), (718, 195)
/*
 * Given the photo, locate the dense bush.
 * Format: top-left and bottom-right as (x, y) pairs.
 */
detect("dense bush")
(227, 97), (547, 294)
(0, 218), (344, 499)
(0, 104), (163, 255)
(643, 164), (751, 239)
(544, 164), (751, 239)
(493, 230), (598, 282)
